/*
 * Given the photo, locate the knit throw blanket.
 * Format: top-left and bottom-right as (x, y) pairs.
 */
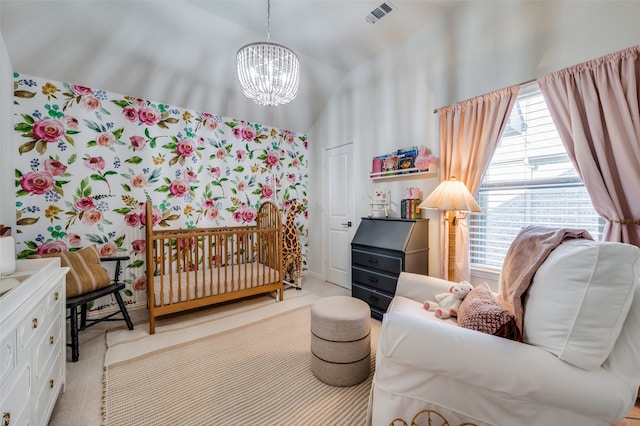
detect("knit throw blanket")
(497, 225), (593, 332)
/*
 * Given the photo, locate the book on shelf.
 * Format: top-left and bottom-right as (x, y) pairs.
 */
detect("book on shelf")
(401, 199), (422, 219)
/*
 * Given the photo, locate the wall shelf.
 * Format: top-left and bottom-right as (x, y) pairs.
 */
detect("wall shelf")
(369, 167), (435, 180)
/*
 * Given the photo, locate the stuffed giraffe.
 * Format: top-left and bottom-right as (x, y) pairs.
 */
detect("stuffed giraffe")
(282, 201), (303, 289)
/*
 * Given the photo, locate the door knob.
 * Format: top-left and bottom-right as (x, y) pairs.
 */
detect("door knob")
(341, 221), (352, 227)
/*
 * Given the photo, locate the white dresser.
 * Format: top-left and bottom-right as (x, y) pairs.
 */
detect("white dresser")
(0, 258), (69, 426)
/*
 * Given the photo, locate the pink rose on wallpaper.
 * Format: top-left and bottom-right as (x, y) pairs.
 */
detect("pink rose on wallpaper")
(65, 233), (82, 247)
(242, 207), (257, 223)
(202, 199), (215, 209)
(63, 116), (79, 130)
(82, 210), (103, 225)
(207, 209), (219, 220)
(72, 85), (93, 95)
(200, 112), (214, 120)
(124, 211), (141, 227)
(236, 149), (247, 161)
(74, 196), (95, 211)
(131, 239), (146, 255)
(123, 105), (138, 122)
(196, 136), (206, 146)
(20, 171), (55, 195)
(232, 210), (243, 222)
(99, 242), (117, 257)
(133, 99), (147, 108)
(35, 240), (68, 254)
(32, 119), (65, 143)
(132, 276), (146, 292)
(43, 159), (67, 176)
(131, 175), (147, 188)
(84, 156), (105, 171)
(129, 135), (146, 151)
(138, 105), (161, 126)
(241, 126), (256, 142)
(176, 139), (196, 156)
(261, 184), (274, 199)
(291, 158), (300, 168)
(169, 179), (189, 197)
(208, 167), (221, 178)
(236, 181), (246, 192)
(265, 151), (279, 166)
(206, 120), (218, 131)
(215, 148), (226, 159)
(96, 132), (115, 147)
(287, 173), (296, 183)
(81, 96), (101, 111)
(282, 199), (291, 210)
(184, 169), (197, 183)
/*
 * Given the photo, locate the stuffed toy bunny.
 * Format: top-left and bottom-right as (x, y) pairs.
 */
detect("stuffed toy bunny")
(424, 281), (474, 319)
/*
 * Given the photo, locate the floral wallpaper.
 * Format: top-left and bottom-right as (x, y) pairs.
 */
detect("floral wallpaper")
(12, 73), (309, 310)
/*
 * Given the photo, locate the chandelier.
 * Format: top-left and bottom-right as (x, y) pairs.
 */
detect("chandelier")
(236, 0), (300, 106)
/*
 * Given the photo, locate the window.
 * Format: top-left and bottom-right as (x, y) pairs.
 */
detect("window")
(469, 82), (604, 269)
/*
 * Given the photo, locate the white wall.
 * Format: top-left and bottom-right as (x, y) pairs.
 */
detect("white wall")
(0, 31), (14, 231)
(308, 0), (640, 282)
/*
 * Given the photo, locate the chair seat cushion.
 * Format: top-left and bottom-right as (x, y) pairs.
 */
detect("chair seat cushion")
(524, 239), (640, 370)
(32, 245), (112, 298)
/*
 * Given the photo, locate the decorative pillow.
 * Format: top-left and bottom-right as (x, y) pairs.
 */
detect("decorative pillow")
(457, 283), (521, 341)
(32, 245), (112, 298)
(524, 239), (640, 370)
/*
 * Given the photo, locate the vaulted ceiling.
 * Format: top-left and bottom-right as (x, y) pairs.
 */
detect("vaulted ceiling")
(1, 0), (462, 131)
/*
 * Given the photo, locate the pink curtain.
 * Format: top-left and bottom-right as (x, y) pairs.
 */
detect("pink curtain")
(538, 46), (640, 246)
(438, 85), (519, 281)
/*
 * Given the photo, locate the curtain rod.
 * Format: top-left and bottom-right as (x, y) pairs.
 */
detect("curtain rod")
(432, 77), (537, 114)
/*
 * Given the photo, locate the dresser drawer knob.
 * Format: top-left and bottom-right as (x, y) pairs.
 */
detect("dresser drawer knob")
(367, 277), (378, 282)
(3, 411), (10, 426)
(367, 259), (378, 264)
(50, 336), (55, 345)
(32, 318), (38, 329)
(368, 295), (379, 303)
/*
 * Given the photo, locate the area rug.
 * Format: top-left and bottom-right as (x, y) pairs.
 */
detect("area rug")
(103, 302), (380, 425)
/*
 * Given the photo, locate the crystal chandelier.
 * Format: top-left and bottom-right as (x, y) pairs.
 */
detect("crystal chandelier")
(236, 0), (300, 106)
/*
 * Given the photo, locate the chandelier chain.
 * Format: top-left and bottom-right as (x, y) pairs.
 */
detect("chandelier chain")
(266, 0), (271, 40)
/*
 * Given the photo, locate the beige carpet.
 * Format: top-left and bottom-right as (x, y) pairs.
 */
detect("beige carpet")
(103, 297), (380, 425)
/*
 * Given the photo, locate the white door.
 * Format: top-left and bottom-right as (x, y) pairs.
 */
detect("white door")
(324, 143), (356, 288)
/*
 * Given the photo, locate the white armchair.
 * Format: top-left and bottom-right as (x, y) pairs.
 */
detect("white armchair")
(368, 239), (640, 426)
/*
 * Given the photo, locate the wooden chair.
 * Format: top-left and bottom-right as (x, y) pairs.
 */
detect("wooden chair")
(66, 256), (133, 362)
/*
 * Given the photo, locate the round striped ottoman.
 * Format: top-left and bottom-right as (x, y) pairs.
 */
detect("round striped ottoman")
(310, 296), (371, 386)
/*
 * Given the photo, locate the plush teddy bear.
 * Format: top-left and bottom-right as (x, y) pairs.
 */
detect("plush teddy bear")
(424, 281), (474, 319)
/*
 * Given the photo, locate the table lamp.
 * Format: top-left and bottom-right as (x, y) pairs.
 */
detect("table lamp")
(419, 177), (481, 281)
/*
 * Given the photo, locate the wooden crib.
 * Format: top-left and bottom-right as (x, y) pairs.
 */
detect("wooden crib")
(144, 200), (283, 334)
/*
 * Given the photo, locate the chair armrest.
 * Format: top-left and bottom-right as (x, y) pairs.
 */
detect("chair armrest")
(395, 272), (454, 303)
(378, 299), (632, 419)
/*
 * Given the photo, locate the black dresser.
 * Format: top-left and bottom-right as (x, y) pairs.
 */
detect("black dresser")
(351, 217), (429, 319)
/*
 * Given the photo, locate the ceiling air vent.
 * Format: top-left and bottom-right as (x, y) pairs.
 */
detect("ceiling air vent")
(365, 1), (397, 24)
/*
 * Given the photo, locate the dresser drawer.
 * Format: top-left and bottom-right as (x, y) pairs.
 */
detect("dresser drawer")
(34, 350), (63, 426)
(17, 303), (45, 351)
(0, 364), (31, 426)
(0, 329), (16, 384)
(352, 284), (393, 313)
(352, 250), (402, 275)
(352, 266), (397, 294)
(34, 319), (61, 382)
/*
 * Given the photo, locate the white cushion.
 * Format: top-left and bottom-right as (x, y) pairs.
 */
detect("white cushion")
(523, 239), (640, 370)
